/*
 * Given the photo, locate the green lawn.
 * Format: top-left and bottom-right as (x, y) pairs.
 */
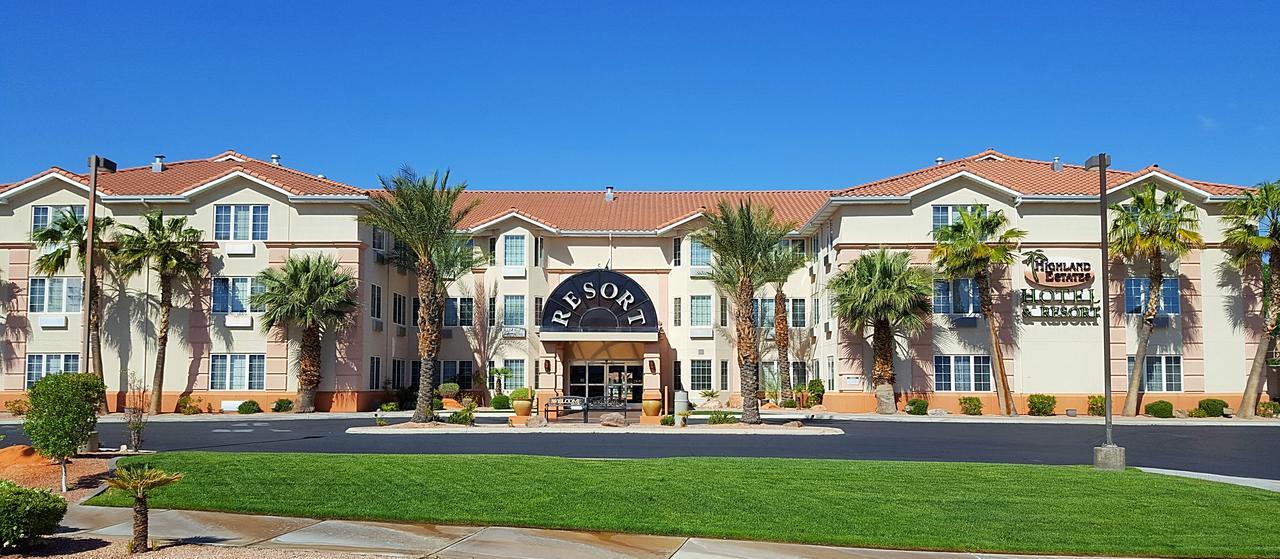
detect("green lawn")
(88, 452), (1280, 557)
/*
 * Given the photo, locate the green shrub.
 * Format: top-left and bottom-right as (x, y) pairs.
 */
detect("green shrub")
(176, 395), (202, 415)
(447, 400), (477, 425)
(509, 387), (532, 401)
(1197, 398), (1228, 418)
(23, 373), (105, 491)
(958, 396), (983, 415)
(431, 398), (443, 410)
(905, 398), (928, 415)
(659, 414), (675, 426)
(1144, 400), (1174, 418)
(1087, 395), (1106, 416)
(806, 379), (825, 406)
(1188, 408), (1208, 418)
(437, 383), (461, 399)
(491, 394), (511, 409)
(237, 400), (262, 414)
(781, 399), (797, 408)
(0, 480), (66, 550)
(706, 410), (739, 425)
(1027, 394), (1057, 416)
(4, 399), (29, 416)
(272, 398), (294, 413)
(379, 402), (400, 412)
(395, 387), (418, 410)
(1258, 401), (1280, 418)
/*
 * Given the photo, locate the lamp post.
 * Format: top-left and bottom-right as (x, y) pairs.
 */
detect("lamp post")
(1085, 153), (1125, 471)
(81, 155), (117, 381)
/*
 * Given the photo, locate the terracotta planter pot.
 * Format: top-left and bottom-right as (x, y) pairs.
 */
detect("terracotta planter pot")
(513, 400), (533, 417)
(642, 400), (662, 417)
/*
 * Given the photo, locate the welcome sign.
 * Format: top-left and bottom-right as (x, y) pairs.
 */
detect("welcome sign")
(540, 269), (659, 333)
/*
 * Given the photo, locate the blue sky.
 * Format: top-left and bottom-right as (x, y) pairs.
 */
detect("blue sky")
(2, 1), (1277, 190)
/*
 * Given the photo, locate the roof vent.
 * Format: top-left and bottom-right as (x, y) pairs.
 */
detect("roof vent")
(151, 154), (165, 173)
(317, 174), (326, 179)
(604, 185), (615, 202)
(935, 157), (945, 166)
(1052, 156), (1064, 172)
(270, 154), (281, 166)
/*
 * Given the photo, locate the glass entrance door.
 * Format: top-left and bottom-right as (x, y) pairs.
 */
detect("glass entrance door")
(568, 361), (641, 404)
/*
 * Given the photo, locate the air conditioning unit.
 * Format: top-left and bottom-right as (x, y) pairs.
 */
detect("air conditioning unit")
(395, 325), (407, 337)
(224, 314), (253, 329)
(224, 242), (255, 256)
(372, 318), (384, 332)
(37, 315), (68, 329)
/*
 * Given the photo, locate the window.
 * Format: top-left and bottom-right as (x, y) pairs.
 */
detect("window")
(673, 360), (682, 391)
(931, 204), (986, 234)
(210, 354), (266, 391)
(391, 359), (407, 389)
(212, 277), (264, 314)
(502, 359), (525, 389)
(25, 353), (80, 388)
(1130, 355), (1183, 392)
(369, 284), (383, 319)
(214, 204), (268, 241)
(789, 298), (806, 327)
(27, 277), (83, 313)
(503, 235), (525, 267)
(671, 237), (682, 266)
(534, 237), (544, 267)
(443, 297), (475, 327)
(534, 297), (544, 326)
(751, 299), (776, 327)
(371, 227), (386, 251)
(1124, 278), (1180, 315)
(690, 296), (712, 327)
(934, 278), (979, 315)
(691, 359), (712, 391)
(435, 360), (476, 390)
(488, 297), (497, 326)
(368, 356), (382, 390)
(673, 298), (682, 327)
(719, 360), (730, 391)
(826, 355), (835, 390)
(413, 298), (421, 327)
(487, 237), (497, 265)
(760, 361), (777, 388)
(690, 238), (712, 267)
(790, 361), (808, 387)
(933, 355), (992, 392)
(503, 295), (525, 326)
(719, 296), (728, 327)
(457, 361), (474, 389)
(31, 205), (84, 233)
(392, 293), (407, 325)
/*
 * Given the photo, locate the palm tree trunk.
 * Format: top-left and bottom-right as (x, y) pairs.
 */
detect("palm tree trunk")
(774, 289), (792, 401)
(148, 277), (172, 414)
(1240, 249), (1279, 418)
(412, 263), (439, 423)
(736, 282), (761, 424)
(872, 319), (896, 414)
(130, 495), (149, 553)
(89, 265), (105, 383)
(1124, 254), (1164, 416)
(975, 271), (1015, 415)
(297, 325), (322, 413)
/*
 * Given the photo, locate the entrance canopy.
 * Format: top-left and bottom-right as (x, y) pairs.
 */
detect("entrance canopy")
(539, 269), (659, 342)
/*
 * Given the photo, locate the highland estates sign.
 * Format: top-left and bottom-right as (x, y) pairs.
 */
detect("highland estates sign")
(1020, 257), (1101, 320)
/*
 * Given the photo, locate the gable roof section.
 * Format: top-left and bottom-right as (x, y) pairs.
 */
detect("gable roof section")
(837, 149), (1251, 200)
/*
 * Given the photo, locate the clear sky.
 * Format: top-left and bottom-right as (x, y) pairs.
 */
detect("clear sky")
(2, 1), (1277, 191)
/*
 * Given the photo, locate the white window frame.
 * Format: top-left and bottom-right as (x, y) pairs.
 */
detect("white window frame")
(690, 295), (712, 327)
(369, 284), (383, 319)
(503, 295), (525, 326)
(212, 277), (265, 314)
(214, 204), (269, 241)
(932, 354), (993, 392)
(503, 235), (526, 267)
(209, 353), (266, 391)
(689, 237), (712, 267)
(1128, 354), (1183, 392)
(392, 293), (407, 326)
(501, 359), (526, 390)
(31, 205), (85, 233)
(690, 359), (713, 391)
(27, 277), (83, 314)
(933, 278), (980, 316)
(25, 353), (80, 388)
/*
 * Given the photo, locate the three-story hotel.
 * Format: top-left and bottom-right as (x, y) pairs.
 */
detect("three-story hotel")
(0, 149), (1274, 413)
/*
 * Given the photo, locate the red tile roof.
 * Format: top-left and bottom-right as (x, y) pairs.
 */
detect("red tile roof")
(838, 149), (1251, 197)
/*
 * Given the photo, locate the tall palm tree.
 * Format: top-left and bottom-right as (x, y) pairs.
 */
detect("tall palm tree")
(31, 208), (115, 382)
(931, 207), (1026, 416)
(1109, 183), (1202, 416)
(360, 168), (478, 422)
(1221, 180), (1280, 419)
(693, 200), (793, 424)
(829, 248), (933, 413)
(113, 210), (204, 414)
(763, 243), (808, 401)
(106, 465), (182, 553)
(252, 254), (358, 412)
(391, 233), (480, 393)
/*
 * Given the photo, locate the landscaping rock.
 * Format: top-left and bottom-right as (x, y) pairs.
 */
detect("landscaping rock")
(782, 420), (804, 428)
(699, 399), (724, 410)
(810, 404), (827, 411)
(599, 412), (627, 427)
(927, 408), (948, 416)
(525, 415), (548, 428)
(1223, 407), (1235, 417)
(761, 402), (780, 410)
(1174, 409), (1189, 418)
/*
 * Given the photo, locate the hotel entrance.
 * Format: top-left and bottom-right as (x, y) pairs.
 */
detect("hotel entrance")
(567, 362), (643, 405)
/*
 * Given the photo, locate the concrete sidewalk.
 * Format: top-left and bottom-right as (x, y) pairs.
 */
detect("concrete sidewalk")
(59, 504), (1154, 559)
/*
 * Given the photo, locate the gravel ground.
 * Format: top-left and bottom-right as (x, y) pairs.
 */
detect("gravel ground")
(0, 454), (111, 504)
(4, 537), (399, 558)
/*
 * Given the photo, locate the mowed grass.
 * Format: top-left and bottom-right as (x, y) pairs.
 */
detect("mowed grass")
(87, 452), (1280, 557)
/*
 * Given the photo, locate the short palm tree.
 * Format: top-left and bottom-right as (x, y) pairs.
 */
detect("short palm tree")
(829, 248), (933, 413)
(1109, 183), (1202, 416)
(693, 200), (793, 424)
(113, 210), (204, 414)
(107, 465), (182, 553)
(252, 254), (358, 412)
(31, 208), (115, 382)
(1221, 179), (1280, 418)
(931, 207), (1026, 416)
(360, 168), (478, 422)
(763, 243), (808, 401)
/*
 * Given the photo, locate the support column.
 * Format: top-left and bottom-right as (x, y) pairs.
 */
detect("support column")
(640, 346), (663, 424)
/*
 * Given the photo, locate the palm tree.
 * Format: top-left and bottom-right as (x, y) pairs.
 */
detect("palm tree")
(31, 208), (115, 382)
(1109, 183), (1202, 416)
(252, 254), (358, 412)
(392, 233), (481, 395)
(763, 243), (808, 401)
(106, 465), (182, 553)
(113, 210), (204, 414)
(360, 168), (477, 422)
(931, 207), (1026, 416)
(1221, 180), (1280, 419)
(829, 248), (933, 414)
(693, 200), (794, 424)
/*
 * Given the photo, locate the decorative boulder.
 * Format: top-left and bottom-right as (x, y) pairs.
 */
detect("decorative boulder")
(442, 398), (463, 410)
(782, 420), (804, 428)
(1223, 407), (1235, 417)
(599, 412), (627, 427)
(525, 415), (548, 428)
(699, 399), (725, 410)
(1174, 409), (1190, 419)
(809, 404), (827, 411)
(927, 408), (948, 416)
(761, 402), (780, 410)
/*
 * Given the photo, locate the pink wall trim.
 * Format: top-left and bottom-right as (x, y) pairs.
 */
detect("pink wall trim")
(1108, 261), (1128, 391)
(2, 250), (31, 390)
(1180, 250), (1205, 392)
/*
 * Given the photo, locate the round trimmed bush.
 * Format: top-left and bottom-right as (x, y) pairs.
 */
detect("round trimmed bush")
(509, 387), (532, 401)
(1197, 398), (1228, 418)
(706, 410), (739, 425)
(781, 399), (797, 409)
(806, 379), (825, 406)
(272, 398), (294, 413)
(0, 480), (66, 550)
(237, 400), (262, 414)
(431, 398), (443, 411)
(491, 394), (511, 409)
(437, 383), (461, 399)
(379, 402), (400, 412)
(1087, 395), (1106, 416)
(958, 396), (983, 416)
(905, 398), (928, 415)
(1144, 400), (1174, 418)
(659, 414), (675, 426)
(1027, 394), (1057, 416)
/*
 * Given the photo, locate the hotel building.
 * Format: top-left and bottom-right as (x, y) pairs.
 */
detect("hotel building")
(0, 150), (1273, 413)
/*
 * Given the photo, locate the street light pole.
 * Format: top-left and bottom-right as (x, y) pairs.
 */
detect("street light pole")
(1086, 152), (1125, 470)
(81, 155), (116, 380)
